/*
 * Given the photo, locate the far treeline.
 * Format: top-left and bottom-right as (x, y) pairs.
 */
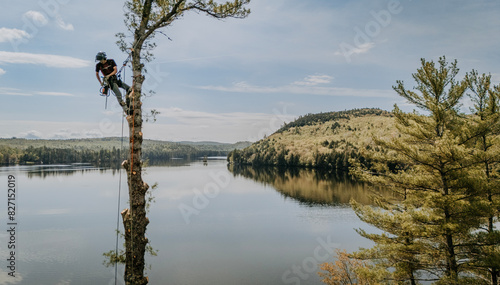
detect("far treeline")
(0, 138), (250, 166)
(317, 57), (500, 285)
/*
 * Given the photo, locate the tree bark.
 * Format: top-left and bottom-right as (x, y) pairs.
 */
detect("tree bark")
(118, 44), (150, 285)
(442, 179), (459, 282)
(116, 2), (153, 283)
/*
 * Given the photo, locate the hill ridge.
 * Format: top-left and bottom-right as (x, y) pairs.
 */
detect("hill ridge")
(228, 108), (394, 170)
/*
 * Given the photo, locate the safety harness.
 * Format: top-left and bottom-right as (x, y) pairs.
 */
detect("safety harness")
(99, 52), (133, 109)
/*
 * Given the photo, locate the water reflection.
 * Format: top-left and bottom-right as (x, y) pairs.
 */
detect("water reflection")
(0, 163), (114, 178)
(0, 158), (225, 179)
(146, 158), (197, 167)
(0, 161), (375, 285)
(228, 165), (380, 206)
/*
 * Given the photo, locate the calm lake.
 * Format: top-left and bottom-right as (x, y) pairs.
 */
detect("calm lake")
(0, 159), (376, 285)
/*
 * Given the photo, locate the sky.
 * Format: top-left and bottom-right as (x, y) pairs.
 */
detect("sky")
(1, 0), (499, 143)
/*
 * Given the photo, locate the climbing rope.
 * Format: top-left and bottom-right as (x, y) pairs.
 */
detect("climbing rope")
(100, 77), (110, 109)
(117, 52), (132, 82)
(115, 114), (125, 285)
(114, 48), (136, 284)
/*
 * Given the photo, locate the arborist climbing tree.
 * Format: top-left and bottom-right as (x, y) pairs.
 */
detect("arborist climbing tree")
(107, 1), (251, 284)
(95, 51), (132, 111)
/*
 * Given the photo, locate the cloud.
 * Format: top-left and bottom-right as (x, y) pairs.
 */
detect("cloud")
(157, 107), (294, 125)
(0, 88), (74, 97)
(334, 42), (376, 60)
(0, 121), (112, 140)
(0, 87), (31, 96)
(151, 107), (296, 142)
(55, 15), (74, 31)
(0, 68), (5, 75)
(0, 27), (30, 43)
(21, 130), (43, 139)
(292, 75), (334, 86)
(198, 76), (395, 98)
(51, 128), (102, 139)
(0, 51), (90, 68)
(0, 268), (23, 284)
(23, 11), (49, 26)
(0, 108), (297, 142)
(35, 91), (74, 97)
(23, 10), (74, 31)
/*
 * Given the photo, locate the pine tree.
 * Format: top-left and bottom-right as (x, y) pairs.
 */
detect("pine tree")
(462, 70), (500, 285)
(351, 57), (489, 284)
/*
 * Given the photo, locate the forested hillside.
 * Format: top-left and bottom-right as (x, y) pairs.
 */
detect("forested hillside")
(228, 108), (394, 171)
(0, 138), (250, 166)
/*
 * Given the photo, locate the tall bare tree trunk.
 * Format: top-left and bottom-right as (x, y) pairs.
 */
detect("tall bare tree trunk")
(120, 46), (150, 285)
(114, 1), (250, 283)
